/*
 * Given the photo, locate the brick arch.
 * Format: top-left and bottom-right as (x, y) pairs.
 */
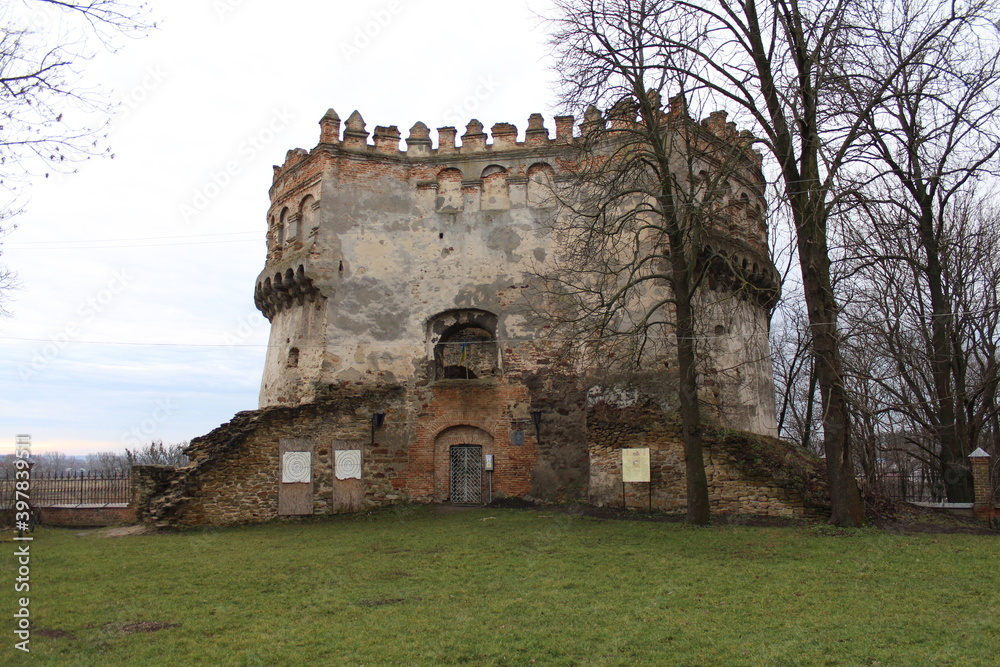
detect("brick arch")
(433, 425), (495, 501)
(435, 425), (494, 448)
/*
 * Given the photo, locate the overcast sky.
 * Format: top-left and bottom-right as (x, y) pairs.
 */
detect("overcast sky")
(1, 0), (559, 456)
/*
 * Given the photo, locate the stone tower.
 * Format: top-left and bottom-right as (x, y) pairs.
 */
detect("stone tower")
(246, 100), (779, 506)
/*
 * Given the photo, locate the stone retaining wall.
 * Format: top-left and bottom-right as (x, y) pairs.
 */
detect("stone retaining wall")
(588, 405), (828, 518)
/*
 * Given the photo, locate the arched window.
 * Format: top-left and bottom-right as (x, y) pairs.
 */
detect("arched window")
(286, 347), (300, 368)
(429, 309), (499, 380)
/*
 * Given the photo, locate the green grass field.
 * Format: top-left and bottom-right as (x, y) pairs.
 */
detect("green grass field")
(7, 506), (998, 665)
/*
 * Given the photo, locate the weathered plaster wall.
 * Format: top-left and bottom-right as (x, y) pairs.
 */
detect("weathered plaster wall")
(697, 293), (778, 435)
(254, 107), (779, 440)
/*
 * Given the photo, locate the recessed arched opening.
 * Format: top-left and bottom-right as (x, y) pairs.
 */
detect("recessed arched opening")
(428, 309), (500, 380)
(277, 207), (288, 245)
(527, 162), (557, 209)
(299, 195), (316, 239)
(436, 167), (464, 212)
(434, 425), (494, 503)
(286, 347), (299, 368)
(481, 165), (509, 211)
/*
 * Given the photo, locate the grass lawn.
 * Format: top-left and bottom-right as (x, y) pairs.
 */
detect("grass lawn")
(6, 506), (998, 665)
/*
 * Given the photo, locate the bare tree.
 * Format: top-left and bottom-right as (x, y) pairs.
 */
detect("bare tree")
(547, 1), (779, 524)
(125, 440), (189, 467)
(839, 194), (1000, 502)
(840, 0), (1000, 501)
(552, 0), (1000, 525)
(0, 0), (153, 307)
(33, 450), (73, 473)
(548, 0), (872, 524)
(771, 296), (821, 452)
(84, 450), (127, 472)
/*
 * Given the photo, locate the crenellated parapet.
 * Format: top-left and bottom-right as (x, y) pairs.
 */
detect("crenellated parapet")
(276, 102), (762, 169)
(273, 108), (579, 185)
(262, 100), (768, 272)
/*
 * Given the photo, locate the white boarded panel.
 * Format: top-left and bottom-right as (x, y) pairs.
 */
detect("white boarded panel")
(282, 451), (312, 483)
(335, 450), (362, 480)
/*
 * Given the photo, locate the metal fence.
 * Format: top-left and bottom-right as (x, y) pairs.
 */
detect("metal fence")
(0, 470), (132, 507)
(880, 471), (940, 503)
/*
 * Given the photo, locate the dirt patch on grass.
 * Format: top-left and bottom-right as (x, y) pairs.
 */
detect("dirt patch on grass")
(35, 628), (77, 640)
(95, 525), (150, 538)
(356, 598), (406, 607)
(104, 621), (180, 635)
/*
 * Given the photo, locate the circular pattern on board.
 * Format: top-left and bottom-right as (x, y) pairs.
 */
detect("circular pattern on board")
(336, 449), (362, 479)
(282, 451), (311, 483)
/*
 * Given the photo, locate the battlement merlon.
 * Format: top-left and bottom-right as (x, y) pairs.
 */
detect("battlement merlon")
(271, 100), (764, 181)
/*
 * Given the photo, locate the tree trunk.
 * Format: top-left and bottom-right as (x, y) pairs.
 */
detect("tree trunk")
(796, 204), (865, 526)
(673, 275), (711, 525)
(802, 357), (817, 453)
(915, 203), (972, 502)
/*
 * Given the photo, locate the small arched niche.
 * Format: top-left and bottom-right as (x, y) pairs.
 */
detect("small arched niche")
(436, 168), (464, 213)
(481, 165), (509, 211)
(299, 195), (317, 238)
(428, 309), (500, 380)
(277, 207), (288, 246)
(527, 162), (556, 209)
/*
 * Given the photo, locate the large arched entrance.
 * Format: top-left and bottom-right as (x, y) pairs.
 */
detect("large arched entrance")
(433, 425), (494, 503)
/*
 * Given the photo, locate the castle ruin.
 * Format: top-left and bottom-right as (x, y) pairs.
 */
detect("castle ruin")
(141, 101), (829, 526)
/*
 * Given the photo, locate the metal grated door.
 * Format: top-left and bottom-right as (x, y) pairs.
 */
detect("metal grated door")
(450, 445), (483, 504)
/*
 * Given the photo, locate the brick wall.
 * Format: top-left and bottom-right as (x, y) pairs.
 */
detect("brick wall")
(38, 506), (136, 527)
(141, 390), (823, 527)
(142, 374), (589, 526)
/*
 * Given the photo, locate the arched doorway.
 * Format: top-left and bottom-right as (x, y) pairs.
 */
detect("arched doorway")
(433, 425), (494, 503)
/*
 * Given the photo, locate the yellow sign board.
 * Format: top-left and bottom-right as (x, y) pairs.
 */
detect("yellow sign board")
(621, 448), (650, 483)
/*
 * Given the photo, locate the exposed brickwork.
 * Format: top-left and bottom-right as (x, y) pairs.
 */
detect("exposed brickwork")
(140, 376), (592, 526)
(131, 464), (174, 523)
(38, 506), (136, 527)
(970, 454), (993, 521)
